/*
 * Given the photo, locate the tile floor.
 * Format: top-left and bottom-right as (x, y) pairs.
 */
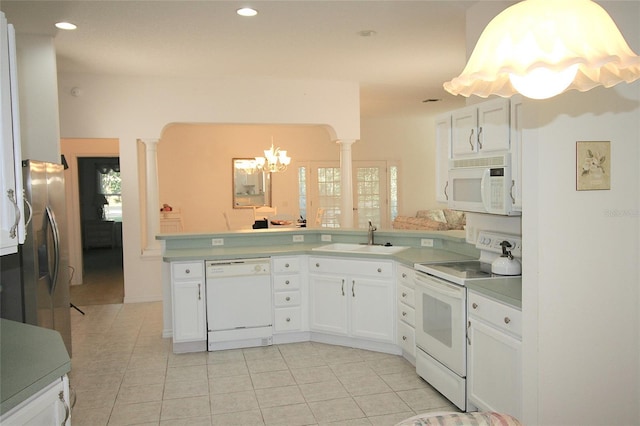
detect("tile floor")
(69, 302), (458, 425)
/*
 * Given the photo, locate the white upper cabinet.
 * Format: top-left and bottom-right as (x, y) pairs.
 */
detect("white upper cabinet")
(0, 13), (25, 256)
(435, 113), (452, 203)
(451, 98), (510, 157)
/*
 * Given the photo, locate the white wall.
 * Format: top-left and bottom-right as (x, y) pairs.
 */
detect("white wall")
(57, 74), (360, 303)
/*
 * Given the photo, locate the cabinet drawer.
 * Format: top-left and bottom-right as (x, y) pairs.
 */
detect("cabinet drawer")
(274, 291), (300, 307)
(397, 320), (415, 355)
(468, 291), (522, 337)
(396, 265), (415, 287)
(273, 275), (301, 291)
(309, 257), (393, 278)
(274, 307), (302, 331)
(397, 284), (415, 308)
(172, 261), (204, 279)
(272, 257), (301, 273)
(397, 303), (415, 327)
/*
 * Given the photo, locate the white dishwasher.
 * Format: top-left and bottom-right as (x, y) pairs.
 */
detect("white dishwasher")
(205, 258), (273, 351)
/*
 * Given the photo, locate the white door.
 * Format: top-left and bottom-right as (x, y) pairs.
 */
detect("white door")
(477, 98), (510, 153)
(414, 273), (466, 376)
(350, 277), (394, 342)
(308, 274), (348, 335)
(172, 280), (206, 343)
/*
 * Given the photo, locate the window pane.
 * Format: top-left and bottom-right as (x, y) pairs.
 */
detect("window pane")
(317, 167), (341, 228)
(356, 167), (380, 228)
(99, 170), (122, 222)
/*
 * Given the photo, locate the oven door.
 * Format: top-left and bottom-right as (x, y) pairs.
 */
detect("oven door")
(414, 271), (466, 377)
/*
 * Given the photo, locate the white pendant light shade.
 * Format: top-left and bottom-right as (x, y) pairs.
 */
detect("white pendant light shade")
(444, 0), (640, 99)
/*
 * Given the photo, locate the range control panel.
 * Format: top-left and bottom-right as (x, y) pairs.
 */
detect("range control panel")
(475, 231), (522, 258)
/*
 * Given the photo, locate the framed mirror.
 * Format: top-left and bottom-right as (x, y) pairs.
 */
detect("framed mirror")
(232, 158), (271, 208)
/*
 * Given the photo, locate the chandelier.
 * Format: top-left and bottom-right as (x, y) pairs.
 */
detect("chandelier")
(255, 139), (291, 173)
(443, 0), (640, 99)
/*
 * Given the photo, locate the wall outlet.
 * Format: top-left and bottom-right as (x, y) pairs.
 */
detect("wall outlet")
(211, 238), (224, 246)
(292, 235), (304, 242)
(421, 238), (434, 247)
(321, 234), (332, 242)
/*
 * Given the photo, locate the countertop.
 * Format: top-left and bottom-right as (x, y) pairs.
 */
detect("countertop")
(162, 244), (476, 267)
(466, 277), (522, 308)
(0, 319), (71, 415)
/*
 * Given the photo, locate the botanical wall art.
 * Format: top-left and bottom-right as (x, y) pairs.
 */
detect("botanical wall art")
(576, 141), (611, 191)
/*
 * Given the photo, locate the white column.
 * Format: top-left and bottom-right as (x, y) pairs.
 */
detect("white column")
(140, 138), (160, 251)
(337, 139), (356, 228)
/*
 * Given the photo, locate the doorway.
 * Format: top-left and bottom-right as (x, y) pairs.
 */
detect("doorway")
(71, 156), (124, 305)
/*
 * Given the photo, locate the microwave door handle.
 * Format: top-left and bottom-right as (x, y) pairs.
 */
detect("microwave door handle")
(480, 168), (493, 213)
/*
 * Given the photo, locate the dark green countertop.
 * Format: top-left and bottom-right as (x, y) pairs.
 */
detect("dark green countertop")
(0, 319), (71, 415)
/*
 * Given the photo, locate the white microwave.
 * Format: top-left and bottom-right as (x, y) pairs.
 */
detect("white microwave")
(447, 153), (520, 216)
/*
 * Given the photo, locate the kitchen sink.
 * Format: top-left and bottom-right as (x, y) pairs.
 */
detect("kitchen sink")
(311, 243), (409, 255)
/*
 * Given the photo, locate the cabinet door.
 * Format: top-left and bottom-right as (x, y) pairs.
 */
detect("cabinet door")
(477, 98), (510, 153)
(172, 280), (206, 343)
(510, 95), (523, 211)
(451, 106), (478, 157)
(308, 274), (348, 335)
(1, 377), (70, 426)
(350, 277), (395, 343)
(0, 15), (19, 256)
(435, 113), (452, 203)
(467, 318), (522, 419)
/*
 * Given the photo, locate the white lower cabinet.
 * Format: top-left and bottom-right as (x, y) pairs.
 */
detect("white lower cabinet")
(1, 375), (70, 426)
(308, 256), (394, 344)
(272, 256), (306, 334)
(396, 264), (416, 361)
(467, 290), (522, 419)
(171, 261), (206, 344)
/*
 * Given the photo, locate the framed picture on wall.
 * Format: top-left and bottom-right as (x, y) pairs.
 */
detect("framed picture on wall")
(576, 141), (611, 191)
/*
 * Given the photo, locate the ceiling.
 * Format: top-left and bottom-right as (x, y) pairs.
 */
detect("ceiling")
(0, 1), (482, 117)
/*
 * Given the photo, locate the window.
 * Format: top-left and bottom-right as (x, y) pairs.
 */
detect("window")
(98, 168), (122, 221)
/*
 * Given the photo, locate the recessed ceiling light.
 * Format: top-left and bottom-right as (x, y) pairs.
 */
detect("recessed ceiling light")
(55, 22), (77, 30)
(237, 7), (258, 17)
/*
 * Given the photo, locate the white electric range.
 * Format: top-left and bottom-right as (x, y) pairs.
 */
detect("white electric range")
(412, 231), (522, 411)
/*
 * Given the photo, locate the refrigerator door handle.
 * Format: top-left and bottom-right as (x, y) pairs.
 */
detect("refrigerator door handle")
(46, 205), (61, 295)
(23, 189), (33, 236)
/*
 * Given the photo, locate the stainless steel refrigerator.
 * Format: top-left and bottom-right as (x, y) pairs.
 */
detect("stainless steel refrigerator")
(18, 159), (72, 355)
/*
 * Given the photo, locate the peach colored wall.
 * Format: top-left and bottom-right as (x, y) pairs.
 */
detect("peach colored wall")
(157, 123), (335, 232)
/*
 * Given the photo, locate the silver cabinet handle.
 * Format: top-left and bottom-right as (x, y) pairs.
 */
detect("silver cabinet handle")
(198, 283), (201, 300)
(341, 279), (345, 296)
(510, 180), (516, 204)
(402, 336), (407, 341)
(402, 273), (407, 278)
(59, 390), (70, 426)
(477, 126), (483, 149)
(352, 280), (355, 297)
(285, 263), (290, 268)
(185, 269), (191, 274)
(472, 302), (478, 309)
(377, 268), (382, 273)
(444, 181), (449, 201)
(7, 189), (20, 239)
(286, 317), (291, 322)
(402, 311), (407, 317)
(504, 317), (511, 324)
(316, 262), (320, 268)
(285, 280), (290, 285)
(468, 128), (475, 150)
(402, 292), (407, 297)
(285, 296), (290, 301)
(467, 320), (471, 345)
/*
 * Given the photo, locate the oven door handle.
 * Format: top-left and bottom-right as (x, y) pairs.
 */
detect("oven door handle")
(415, 276), (462, 298)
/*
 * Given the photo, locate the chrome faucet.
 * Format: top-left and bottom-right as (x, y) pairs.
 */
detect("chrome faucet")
(367, 221), (377, 245)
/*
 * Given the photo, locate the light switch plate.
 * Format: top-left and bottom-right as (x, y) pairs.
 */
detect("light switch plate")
(211, 238), (224, 246)
(321, 234), (332, 242)
(421, 238), (434, 247)
(293, 235), (304, 242)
